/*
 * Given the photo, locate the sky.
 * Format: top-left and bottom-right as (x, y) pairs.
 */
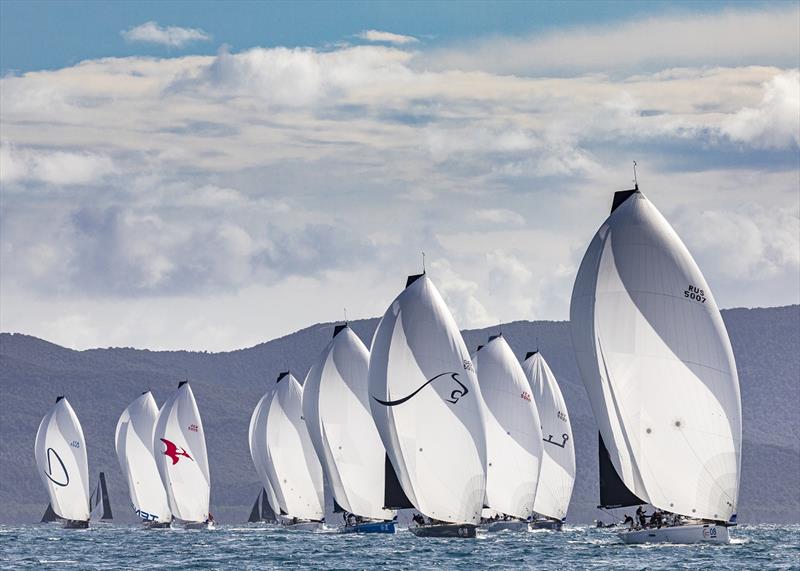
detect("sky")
(1, 1), (798, 352)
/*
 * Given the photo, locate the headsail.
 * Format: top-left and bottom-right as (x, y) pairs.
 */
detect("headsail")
(522, 351), (576, 520)
(248, 390), (281, 519)
(115, 392), (171, 523)
(475, 334), (543, 519)
(152, 382), (211, 523)
(302, 324), (393, 521)
(89, 472), (113, 521)
(570, 188), (741, 521)
(35, 397), (90, 522)
(368, 273), (487, 524)
(262, 372), (324, 521)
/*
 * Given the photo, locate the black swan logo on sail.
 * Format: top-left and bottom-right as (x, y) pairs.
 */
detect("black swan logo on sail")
(373, 372), (469, 406)
(44, 447), (69, 487)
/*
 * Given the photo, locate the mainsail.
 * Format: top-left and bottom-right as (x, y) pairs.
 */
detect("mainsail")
(570, 188), (742, 522)
(475, 334), (542, 520)
(152, 382), (211, 523)
(368, 273), (487, 524)
(89, 472), (113, 521)
(35, 397), (90, 523)
(248, 489), (277, 523)
(115, 391), (172, 523)
(302, 324), (393, 521)
(248, 389), (282, 519)
(522, 351), (576, 520)
(262, 372), (324, 521)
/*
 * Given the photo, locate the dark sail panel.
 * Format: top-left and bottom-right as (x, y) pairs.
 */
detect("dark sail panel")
(260, 489), (276, 522)
(610, 188), (639, 214)
(248, 493), (261, 522)
(41, 502), (58, 523)
(99, 472), (113, 520)
(384, 454), (413, 509)
(598, 433), (644, 508)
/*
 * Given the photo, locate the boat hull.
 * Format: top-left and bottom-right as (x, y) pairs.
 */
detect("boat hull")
(63, 520), (89, 529)
(410, 524), (477, 538)
(341, 521), (396, 534)
(484, 520), (529, 532)
(143, 521), (171, 529)
(620, 524), (730, 544)
(530, 519), (563, 531)
(182, 521), (213, 530)
(281, 521), (322, 532)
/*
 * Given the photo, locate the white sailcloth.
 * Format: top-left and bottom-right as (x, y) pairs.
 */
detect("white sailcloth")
(302, 325), (393, 521)
(263, 372), (324, 520)
(523, 351), (575, 521)
(368, 273), (487, 524)
(248, 389), (281, 517)
(152, 382), (211, 523)
(570, 189), (741, 521)
(115, 392), (172, 523)
(475, 334), (543, 520)
(35, 397), (90, 522)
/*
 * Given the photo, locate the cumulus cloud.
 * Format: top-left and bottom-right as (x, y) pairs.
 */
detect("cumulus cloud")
(429, 259), (492, 329)
(471, 209), (526, 227)
(0, 142), (115, 185)
(121, 21), (211, 48)
(357, 30), (418, 45)
(722, 70), (800, 149)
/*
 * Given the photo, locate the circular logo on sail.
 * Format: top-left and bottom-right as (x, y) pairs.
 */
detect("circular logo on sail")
(373, 372), (469, 406)
(44, 447), (69, 487)
(160, 438), (193, 465)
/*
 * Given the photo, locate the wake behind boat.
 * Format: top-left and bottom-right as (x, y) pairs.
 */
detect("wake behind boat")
(570, 185), (742, 544)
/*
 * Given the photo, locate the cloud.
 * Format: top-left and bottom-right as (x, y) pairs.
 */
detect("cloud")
(357, 30), (418, 45)
(420, 5), (800, 75)
(121, 21), (211, 48)
(0, 142), (115, 185)
(471, 209), (526, 227)
(429, 259), (492, 329)
(722, 70), (800, 149)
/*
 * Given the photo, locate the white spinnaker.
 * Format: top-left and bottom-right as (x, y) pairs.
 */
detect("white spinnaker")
(248, 390), (281, 516)
(35, 397), (90, 522)
(368, 274), (487, 524)
(303, 326), (393, 521)
(152, 382), (211, 523)
(570, 190), (741, 521)
(475, 335), (543, 520)
(263, 373), (324, 520)
(523, 352), (575, 521)
(115, 392), (171, 523)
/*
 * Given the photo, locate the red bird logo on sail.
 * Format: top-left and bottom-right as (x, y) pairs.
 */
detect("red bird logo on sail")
(160, 438), (193, 465)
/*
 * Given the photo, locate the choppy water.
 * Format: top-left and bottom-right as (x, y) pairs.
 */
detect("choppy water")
(1, 524), (797, 570)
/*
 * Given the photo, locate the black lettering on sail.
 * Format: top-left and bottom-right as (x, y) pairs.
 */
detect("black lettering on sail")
(373, 372), (469, 406)
(45, 447), (70, 487)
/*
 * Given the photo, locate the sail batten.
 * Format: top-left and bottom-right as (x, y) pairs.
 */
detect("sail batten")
(570, 190), (742, 521)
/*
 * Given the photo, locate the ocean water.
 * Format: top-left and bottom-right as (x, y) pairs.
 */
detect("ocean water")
(1, 524), (797, 570)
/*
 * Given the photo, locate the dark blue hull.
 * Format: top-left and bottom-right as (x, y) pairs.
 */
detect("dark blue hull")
(341, 521), (396, 534)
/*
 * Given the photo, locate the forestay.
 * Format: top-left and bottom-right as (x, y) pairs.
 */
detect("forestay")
(263, 372), (324, 521)
(570, 189), (741, 521)
(152, 382), (211, 523)
(523, 351), (575, 521)
(302, 325), (393, 521)
(368, 273), (487, 524)
(35, 397), (90, 522)
(475, 334), (542, 520)
(115, 392), (171, 523)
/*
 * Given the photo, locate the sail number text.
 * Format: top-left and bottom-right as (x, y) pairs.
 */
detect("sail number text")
(684, 284), (706, 303)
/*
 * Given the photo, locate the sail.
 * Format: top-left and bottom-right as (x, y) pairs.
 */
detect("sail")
(262, 372), (324, 520)
(260, 488), (277, 522)
(570, 189), (742, 521)
(35, 397), (90, 522)
(89, 472), (113, 521)
(368, 273), (487, 524)
(248, 390), (282, 520)
(523, 351), (576, 520)
(302, 324), (393, 521)
(115, 392), (171, 523)
(475, 335), (543, 519)
(152, 382), (211, 523)
(41, 503), (59, 523)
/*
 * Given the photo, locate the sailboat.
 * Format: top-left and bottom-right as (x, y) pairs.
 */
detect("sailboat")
(369, 273), (487, 538)
(153, 381), (213, 529)
(116, 391), (172, 527)
(474, 334), (543, 533)
(570, 184), (741, 544)
(248, 488), (278, 524)
(89, 472), (113, 523)
(302, 323), (396, 534)
(261, 372), (325, 530)
(248, 388), (281, 525)
(522, 351), (575, 530)
(35, 396), (91, 528)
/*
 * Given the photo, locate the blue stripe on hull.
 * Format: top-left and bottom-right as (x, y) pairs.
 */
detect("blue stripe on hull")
(341, 521), (396, 534)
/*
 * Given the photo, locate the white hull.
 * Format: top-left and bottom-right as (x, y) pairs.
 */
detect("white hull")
(484, 520), (529, 532)
(620, 524), (729, 544)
